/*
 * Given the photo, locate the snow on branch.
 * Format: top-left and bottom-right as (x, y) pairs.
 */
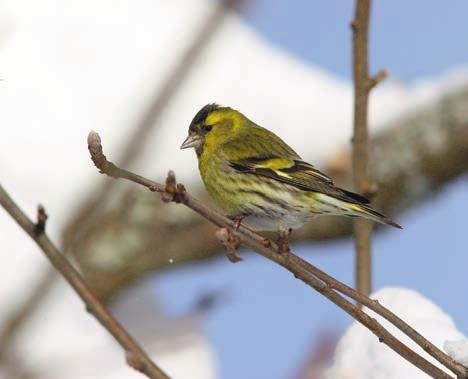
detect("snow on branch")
(328, 288), (467, 378)
(445, 339), (468, 367)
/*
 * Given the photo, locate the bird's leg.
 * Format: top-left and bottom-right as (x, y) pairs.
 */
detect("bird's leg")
(227, 213), (249, 231)
(276, 225), (292, 253)
(227, 214), (271, 246)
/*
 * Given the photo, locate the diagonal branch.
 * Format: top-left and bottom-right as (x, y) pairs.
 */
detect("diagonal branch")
(88, 131), (468, 379)
(0, 188), (170, 379)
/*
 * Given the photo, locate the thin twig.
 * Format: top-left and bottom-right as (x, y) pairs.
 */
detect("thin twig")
(0, 189), (170, 379)
(351, 0), (387, 295)
(0, 0), (245, 362)
(88, 131), (468, 379)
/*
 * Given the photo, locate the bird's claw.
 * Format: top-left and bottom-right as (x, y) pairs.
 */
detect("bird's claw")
(227, 213), (249, 231)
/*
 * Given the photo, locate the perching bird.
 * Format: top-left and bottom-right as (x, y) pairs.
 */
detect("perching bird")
(181, 104), (401, 240)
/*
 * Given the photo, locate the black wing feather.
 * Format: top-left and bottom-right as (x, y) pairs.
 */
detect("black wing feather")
(228, 157), (370, 205)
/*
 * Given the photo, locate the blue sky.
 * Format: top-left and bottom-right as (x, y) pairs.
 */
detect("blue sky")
(243, 0), (468, 80)
(155, 2), (468, 378)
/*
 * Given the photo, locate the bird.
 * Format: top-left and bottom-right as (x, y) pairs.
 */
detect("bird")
(180, 103), (401, 249)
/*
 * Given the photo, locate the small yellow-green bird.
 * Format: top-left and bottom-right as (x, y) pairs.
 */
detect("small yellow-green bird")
(181, 104), (401, 235)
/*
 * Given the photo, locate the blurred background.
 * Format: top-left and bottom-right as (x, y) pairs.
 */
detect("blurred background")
(0, 0), (467, 378)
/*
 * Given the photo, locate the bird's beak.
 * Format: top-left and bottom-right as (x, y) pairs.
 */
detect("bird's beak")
(180, 134), (201, 149)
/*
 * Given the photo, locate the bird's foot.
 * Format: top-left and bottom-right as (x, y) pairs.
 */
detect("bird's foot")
(227, 213), (249, 231)
(276, 228), (292, 254)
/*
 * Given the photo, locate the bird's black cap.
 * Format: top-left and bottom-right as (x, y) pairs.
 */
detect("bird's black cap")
(190, 103), (220, 128)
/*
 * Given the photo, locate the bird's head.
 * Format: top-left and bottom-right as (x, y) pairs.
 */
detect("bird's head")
(180, 103), (246, 155)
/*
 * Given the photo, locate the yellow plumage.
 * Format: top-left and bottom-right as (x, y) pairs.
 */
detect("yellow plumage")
(181, 104), (401, 232)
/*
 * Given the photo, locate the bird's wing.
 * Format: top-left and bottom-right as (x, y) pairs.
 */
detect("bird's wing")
(223, 124), (370, 204)
(227, 156), (370, 204)
(228, 156), (333, 185)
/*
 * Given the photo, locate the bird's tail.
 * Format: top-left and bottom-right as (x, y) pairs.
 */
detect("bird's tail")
(313, 193), (402, 229)
(348, 203), (402, 229)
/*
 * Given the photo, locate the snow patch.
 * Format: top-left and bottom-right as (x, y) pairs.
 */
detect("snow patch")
(444, 339), (468, 366)
(326, 287), (466, 379)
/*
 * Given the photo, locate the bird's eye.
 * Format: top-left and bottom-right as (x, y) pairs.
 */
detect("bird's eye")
(202, 124), (213, 132)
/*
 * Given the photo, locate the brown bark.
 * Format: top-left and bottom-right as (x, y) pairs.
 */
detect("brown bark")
(351, 0), (388, 295)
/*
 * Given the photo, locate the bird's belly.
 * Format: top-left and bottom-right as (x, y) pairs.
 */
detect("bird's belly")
(243, 212), (311, 231)
(239, 189), (314, 231)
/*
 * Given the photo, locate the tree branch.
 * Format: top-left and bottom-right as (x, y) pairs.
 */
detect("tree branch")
(351, 0), (387, 295)
(0, 188), (170, 379)
(87, 131), (468, 379)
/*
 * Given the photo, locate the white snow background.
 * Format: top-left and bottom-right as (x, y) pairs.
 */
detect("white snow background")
(0, 0), (467, 378)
